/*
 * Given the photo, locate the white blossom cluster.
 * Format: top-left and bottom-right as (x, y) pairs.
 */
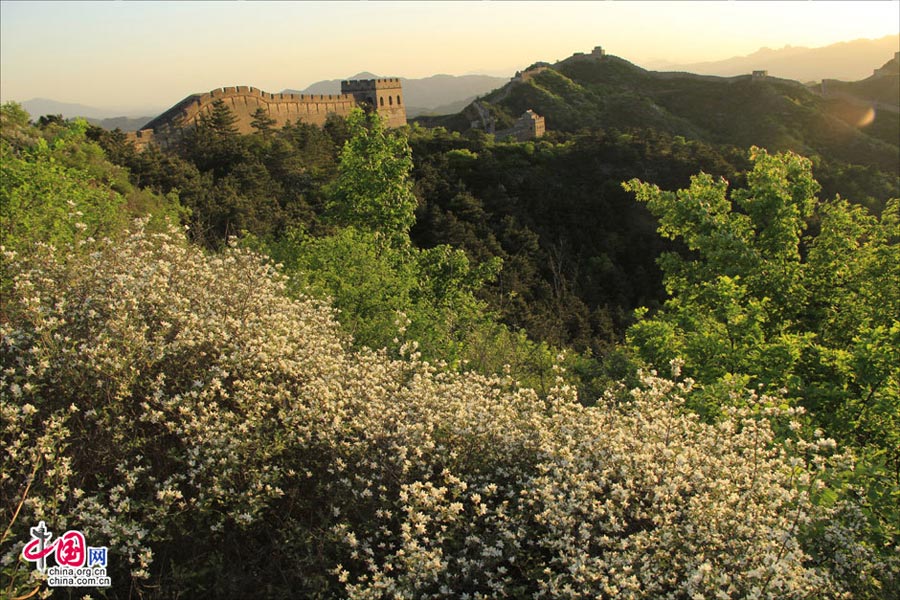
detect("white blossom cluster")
(1, 225), (893, 598)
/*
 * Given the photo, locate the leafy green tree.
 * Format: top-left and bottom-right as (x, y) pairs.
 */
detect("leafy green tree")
(259, 226), (415, 346)
(254, 225), (501, 368)
(0, 102), (37, 149)
(623, 148), (898, 422)
(1, 106), (182, 257)
(624, 147), (899, 548)
(803, 197), (900, 480)
(0, 105), (187, 326)
(35, 113), (66, 129)
(244, 109), (504, 367)
(1, 136), (125, 253)
(327, 109), (417, 245)
(623, 149), (819, 412)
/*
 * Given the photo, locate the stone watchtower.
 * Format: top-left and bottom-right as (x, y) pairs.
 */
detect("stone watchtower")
(341, 78), (407, 127)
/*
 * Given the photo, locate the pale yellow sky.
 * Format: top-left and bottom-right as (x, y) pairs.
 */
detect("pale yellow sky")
(1, 1), (898, 110)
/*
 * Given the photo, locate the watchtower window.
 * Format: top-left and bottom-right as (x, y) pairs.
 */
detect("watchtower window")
(379, 96), (384, 107)
(397, 95), (401, 105)
(388, 96), (393, 105)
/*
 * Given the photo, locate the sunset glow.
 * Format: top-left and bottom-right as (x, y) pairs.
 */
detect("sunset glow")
(1, 1), (898, 110)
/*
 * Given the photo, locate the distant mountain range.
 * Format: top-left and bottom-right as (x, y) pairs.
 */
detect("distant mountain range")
(15, 35), (898, 130)
(19, 98), (160, 131)
(283, 72), (509, 118)
(644, 35), (899, 82)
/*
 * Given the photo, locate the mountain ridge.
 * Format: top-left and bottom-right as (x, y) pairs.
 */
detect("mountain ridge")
(19, 97), (162, 121)
(14, 34), (898, 130)
(417, 50), (898, 178)
(644, 34), (899, 82)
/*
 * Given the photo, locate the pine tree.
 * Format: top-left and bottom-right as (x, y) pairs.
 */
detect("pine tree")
(250, 107), (276, 134)
(200, 99), (238, 137)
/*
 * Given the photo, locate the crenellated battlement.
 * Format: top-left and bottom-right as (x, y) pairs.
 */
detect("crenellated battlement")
(340, 77), (403, 91)
(339, 78), (406, 127)
(132, 77), (406, 149)
(203, 85), (356, 104)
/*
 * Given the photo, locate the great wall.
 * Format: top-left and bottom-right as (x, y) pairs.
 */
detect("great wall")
(130, 44), (899, 150)
(128, 78), (407, 149)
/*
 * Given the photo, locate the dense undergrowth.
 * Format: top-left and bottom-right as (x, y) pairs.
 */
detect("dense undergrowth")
(2, 102), (898, 598)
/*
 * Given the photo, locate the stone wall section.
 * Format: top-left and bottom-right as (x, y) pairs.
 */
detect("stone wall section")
(492, 110), (546, 142)
(130, 79), (406, 149)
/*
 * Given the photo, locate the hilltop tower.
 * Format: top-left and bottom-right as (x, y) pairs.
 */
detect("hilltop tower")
(341, 78), (407, 127)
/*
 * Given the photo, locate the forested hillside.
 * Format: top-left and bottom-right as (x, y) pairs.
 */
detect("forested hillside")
(2, 89), (898, 599)
(419, 53), (898, 208)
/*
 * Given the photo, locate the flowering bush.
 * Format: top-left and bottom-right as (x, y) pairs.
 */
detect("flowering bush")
(2, 224), (894, 598)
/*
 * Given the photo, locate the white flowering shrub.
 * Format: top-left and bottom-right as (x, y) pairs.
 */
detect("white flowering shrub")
(2, 224), (894, 598)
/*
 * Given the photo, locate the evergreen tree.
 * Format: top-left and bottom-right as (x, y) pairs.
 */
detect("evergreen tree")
(200, 98), (239, 137)
(250, 106), (276, 134)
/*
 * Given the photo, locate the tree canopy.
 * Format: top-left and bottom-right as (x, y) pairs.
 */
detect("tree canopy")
(327, 109), (418, 246)
(625, 148), (899, 545)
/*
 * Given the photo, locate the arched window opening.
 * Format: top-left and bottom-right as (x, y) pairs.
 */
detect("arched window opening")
(389, 96), (393, 106)
(379, 96), (384, 107)
(397, 95), (402, 105)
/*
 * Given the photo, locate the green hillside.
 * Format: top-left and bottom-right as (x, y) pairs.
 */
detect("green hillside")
(419, 54), (899, 177)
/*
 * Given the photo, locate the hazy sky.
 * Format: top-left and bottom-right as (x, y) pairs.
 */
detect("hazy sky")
(1, 1), (898, 111)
